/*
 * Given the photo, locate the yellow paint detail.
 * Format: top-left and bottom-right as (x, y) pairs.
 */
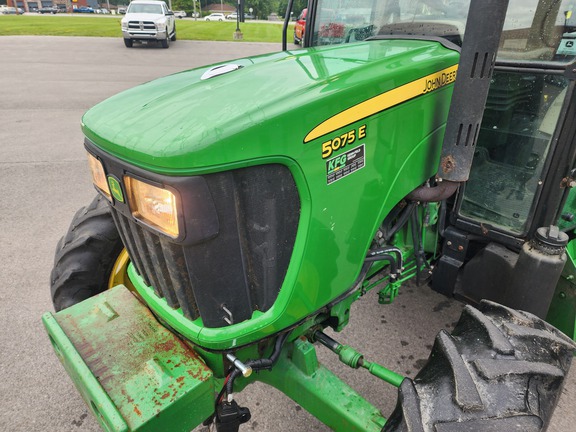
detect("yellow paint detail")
(108, 248), (135, 291)
(304, 64), (458, 143)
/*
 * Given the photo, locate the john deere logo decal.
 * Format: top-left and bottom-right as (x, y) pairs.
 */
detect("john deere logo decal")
(107, 176), (124, 203)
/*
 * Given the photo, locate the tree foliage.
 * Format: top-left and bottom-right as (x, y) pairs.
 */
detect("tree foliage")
(277, 0), (307, 19)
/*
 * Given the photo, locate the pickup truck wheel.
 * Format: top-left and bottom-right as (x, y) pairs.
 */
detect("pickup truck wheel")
(50, 195), (125, 311)
(123, 38), (133, 48)
(384, 300), (576, 432)
(161, 33), (170, 48)
(171, 27), (177, 41)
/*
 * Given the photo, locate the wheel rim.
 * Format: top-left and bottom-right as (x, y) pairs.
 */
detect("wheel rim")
(108, 248), (135, 290)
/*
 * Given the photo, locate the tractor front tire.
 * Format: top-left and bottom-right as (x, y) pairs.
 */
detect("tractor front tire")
(50, 195), (124, 311)
(384, 300), (576, 432)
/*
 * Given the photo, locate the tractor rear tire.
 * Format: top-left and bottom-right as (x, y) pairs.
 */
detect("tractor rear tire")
(384, 300), (576, 432)
(50, 195), (124, 311)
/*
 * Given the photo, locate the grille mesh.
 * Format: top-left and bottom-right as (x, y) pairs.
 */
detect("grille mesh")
(111, 210), (201, 320)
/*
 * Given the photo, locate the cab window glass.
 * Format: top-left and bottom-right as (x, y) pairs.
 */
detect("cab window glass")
(311, 0), (576, 64)
(458, 70), (569, 234)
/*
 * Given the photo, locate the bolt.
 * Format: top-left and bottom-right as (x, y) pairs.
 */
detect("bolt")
(458, 245), (464, 251)
(447, 241), (452, 246)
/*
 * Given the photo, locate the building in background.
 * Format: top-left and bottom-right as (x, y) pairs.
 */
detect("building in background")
(7, 0), (100, 12)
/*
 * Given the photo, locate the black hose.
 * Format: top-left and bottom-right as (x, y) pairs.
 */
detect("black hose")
(364, 253), (397, 275)
(367, 246), (403, 271)
(384, 202), (417, 242)
(225, 331), (290, 396)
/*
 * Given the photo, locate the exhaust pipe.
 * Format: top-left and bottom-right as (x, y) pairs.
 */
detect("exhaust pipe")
(409, 0), (510, 202)
(437, 0), (510, 183)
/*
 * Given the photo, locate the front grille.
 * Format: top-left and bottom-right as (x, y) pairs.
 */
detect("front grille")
(109, 164), (301, 328)
(110, 210), (200, 320)
(128, 20), (156, 31)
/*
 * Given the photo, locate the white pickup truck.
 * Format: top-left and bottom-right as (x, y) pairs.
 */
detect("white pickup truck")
(120, 0), (176, 48)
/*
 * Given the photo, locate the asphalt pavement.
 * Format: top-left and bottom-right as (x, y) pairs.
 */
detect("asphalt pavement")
(0, 35), (574, 432)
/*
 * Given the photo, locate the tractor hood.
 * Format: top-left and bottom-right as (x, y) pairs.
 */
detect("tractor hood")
(82, 40), (459, 174)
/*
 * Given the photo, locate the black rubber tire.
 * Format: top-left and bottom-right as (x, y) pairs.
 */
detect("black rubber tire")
(171, 27), (177, 41)
(384, 300), (576, 432)
(161, 33), (170, 48)
(123, 38), (133, 48)
(50, 195), (124, 311)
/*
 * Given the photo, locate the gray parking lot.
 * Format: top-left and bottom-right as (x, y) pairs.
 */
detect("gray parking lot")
(0, 35), (574, 432)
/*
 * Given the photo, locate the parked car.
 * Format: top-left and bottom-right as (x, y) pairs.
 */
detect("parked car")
(204, 12), (225, 21)
(96, 8), (111, 14)
(37, 6), (58, 14)
(174, 10), (186, 19)
(18, 7), (25, 14)
(74, 6), (95, 13)
(226, 12), (237, 20)
(118, 7), (127, 14)
(293, 8), (307, 44)
(0, 5), (17, 14)
(121, 0), (176, 49)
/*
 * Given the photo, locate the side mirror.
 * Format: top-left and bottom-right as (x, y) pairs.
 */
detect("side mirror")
(166, 11), (174, 16)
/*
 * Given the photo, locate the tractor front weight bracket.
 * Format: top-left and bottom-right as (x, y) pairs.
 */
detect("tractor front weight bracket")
(257, 337), (387, 432)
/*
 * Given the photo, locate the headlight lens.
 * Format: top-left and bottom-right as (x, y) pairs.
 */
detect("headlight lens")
(125, 176), (179, 238)
(121, 20), (128, 30)
(87, 153), (111, 200)
(156, 20), (166, 30)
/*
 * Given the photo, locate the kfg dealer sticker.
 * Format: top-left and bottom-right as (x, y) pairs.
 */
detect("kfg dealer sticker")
(326, 145), (365, 185)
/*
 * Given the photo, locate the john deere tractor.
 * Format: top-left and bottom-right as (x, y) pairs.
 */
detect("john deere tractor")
(44, 0), (576, 431)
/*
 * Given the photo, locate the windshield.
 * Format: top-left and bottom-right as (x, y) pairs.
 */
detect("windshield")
(127, 3), (164, 14)
(311, 0), (576, 64)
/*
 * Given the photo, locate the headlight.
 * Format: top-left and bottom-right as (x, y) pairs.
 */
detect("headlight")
(87, 153), (111, 200)
(121, 20), (128, 30)
(125, 176), (179, 238)
(156, 20), (166, 30)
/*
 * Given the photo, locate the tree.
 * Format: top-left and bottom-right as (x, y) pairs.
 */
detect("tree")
(247, 0), (279, 19)
(277, 0), (307, 19)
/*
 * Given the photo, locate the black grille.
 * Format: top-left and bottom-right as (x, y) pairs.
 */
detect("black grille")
(109, 164), (300, 328)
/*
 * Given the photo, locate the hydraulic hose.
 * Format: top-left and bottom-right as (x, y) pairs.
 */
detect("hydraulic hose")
(384, 202), (417, 242)
(367, 246), (403, 271)
(225, 331), (290, 398)
(364, 253), (398, 276)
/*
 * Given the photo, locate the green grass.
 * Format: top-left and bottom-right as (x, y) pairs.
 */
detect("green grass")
(0, 15), (293, 43)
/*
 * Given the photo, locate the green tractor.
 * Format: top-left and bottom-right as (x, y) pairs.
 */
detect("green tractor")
(44, 0), (576, 431)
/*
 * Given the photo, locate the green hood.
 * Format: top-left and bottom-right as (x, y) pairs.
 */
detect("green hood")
(82, 40), (459, 175)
